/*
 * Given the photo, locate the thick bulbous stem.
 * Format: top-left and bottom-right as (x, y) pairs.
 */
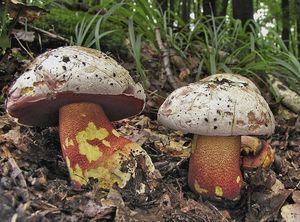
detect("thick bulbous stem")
(59, 102), (134, 188)
(188, 135), (242, 200)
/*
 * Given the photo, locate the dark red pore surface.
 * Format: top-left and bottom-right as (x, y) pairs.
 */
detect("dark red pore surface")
(6, 92), (144, 126)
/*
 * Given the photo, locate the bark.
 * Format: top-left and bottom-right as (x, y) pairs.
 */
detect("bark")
(295, 0), (300, 56)
(219, 0), (229, 17)
(203, 0), (228, 17)
(281, 0), (290, 49)
(158, 0), (168, 12)
(182, 0), (191, 23)
(232, 0), (254, 31)
(203, 0), (216, 16)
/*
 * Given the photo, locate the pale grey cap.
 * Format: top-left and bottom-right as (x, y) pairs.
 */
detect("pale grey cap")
(158, 74), (275, 136)
(6, 46), (145, 126)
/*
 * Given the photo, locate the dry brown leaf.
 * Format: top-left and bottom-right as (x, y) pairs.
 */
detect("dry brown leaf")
(271, 178), (285, 193)
(281, 204), (300, 222)
(84, 200), (114, 219)
(101, 189), (129, 222)
(292, 190), (300, 203)
(0, 126), (27, 150)
(8, 0), (46, 22)
(11, 29), (35, 42)
(179, 68), (190, 81)
(246, 189), (292, 221)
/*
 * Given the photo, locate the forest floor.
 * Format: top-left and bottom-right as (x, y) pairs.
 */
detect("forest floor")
(0, 45), (299, 222)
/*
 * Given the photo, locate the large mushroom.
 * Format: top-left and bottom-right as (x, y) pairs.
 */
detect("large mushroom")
(6, 46), (155, 189)
(158, 73), (275, 200)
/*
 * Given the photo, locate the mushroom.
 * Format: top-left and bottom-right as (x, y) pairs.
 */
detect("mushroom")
(241, 136), (275, 170)
(6, 46), (155, 189)
(158, 73), (275, 200)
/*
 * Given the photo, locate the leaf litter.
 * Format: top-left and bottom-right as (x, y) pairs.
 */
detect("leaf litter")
(0, 49), (300, 221)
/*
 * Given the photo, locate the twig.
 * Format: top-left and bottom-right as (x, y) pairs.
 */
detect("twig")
(3, 147), (28, 189)
(15, 37), (34, 59)
(155, 28), (178, 90)
(164, 158), (187, 175)
(19, 21), (70, 43)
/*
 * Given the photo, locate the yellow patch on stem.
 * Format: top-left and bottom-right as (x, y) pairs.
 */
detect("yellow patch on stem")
(84, 150), (134, 189)
(69, 164), (86, 185)
(66, 156), (71, 168)
(76, 122), (109, 162)
(65, 138), (74, 147)
(102, 140), (111, 147)
(236, 176), (241, 184)
(215, 186), (223, 197)
(194, 180), (208, 194)
(112, 129), (120, 137)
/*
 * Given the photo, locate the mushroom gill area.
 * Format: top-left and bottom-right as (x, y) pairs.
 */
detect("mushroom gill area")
(6, 92), (144, 126)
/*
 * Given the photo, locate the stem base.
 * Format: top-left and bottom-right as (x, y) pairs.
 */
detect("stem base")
(188, 135), (242, 200)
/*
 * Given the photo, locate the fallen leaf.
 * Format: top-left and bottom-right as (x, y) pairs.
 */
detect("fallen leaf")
(271, 178), (285, 193)
(292, 190), (300, 203)
(8, 0), (47, 22)
(101, 189), (130, 222)
(84, 200), (114, 219)
(11, 29), (35, 42)
(246, 189), (293, 221)
(281, 204), (300, 222)
(179, 68), (190, 81)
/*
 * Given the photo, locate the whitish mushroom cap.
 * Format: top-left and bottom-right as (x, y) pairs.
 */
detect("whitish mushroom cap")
(6, 46), (145, 126)
(158, 74), (275, 136)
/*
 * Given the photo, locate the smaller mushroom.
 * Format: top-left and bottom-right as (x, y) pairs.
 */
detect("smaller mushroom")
(158, 73), (275, 200)
(6, 46), (156, 189)
(241, 136), (275, 170)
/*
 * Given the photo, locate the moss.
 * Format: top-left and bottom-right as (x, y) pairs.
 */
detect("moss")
(33, 8), (128, 55)
(34, 8), (87, 37)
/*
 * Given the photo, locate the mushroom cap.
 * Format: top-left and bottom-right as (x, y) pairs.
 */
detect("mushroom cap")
(6, 46), (145, 126)
(158, 74), (275, 136)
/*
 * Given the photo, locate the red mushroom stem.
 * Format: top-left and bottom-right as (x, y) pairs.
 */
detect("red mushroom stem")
(188, 135), (242, 200)
(59, 102), (133, 188)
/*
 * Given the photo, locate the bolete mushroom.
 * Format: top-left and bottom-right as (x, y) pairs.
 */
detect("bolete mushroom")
(158, 73), (275, 200)
(241, 136), (275, 170)
(6, 46), (155, 189)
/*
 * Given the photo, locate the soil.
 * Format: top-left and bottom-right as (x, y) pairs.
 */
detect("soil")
(0, 46), (299, 222)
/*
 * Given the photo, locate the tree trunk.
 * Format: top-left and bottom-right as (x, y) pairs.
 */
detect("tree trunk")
(182, 0), (191, 23)
(203, 0), (228, 17)
(203, 0), (216, 16)
(219, 0), (229, 17)
(232, 0), (253, 31)
(295, 0), (300, 56)
(281, 0), (290, 49)
(157, 0), (175, 28)
(158, 0), (168, 12)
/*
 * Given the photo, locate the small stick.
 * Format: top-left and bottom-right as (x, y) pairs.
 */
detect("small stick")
(3, 146), (28, 189)
(19, 21), (70, 43)
(155, 28), (178, 89)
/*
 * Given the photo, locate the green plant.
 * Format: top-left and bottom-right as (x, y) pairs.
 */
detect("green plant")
(0, 1), (13, 51)
(33, 7), (127, 54)
(73, 3), (122, 49)
(128, 16), (147, 87)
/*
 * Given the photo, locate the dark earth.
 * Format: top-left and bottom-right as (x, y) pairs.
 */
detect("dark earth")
(0, 45), (299, 222)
